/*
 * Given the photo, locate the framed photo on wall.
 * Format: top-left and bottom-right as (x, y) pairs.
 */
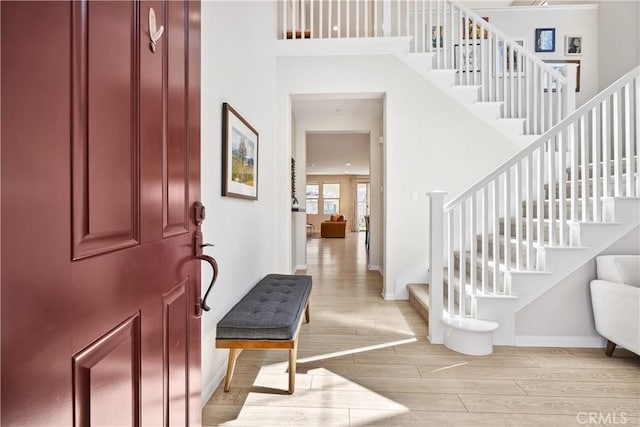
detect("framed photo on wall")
(222, 103), (259, 200)
(565, 34), (583, 56)
(535, 28), (555, 52)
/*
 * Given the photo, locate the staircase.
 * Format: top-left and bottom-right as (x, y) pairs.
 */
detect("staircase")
(279, 0), (640, 354)
(421, 66), (640, 355)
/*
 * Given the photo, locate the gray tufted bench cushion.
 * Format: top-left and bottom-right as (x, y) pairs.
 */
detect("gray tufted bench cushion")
(215, 273), (312, 394)
(217, 274), (312, 340)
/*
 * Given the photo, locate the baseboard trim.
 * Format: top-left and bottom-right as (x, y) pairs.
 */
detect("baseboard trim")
(293, 264), (307, 273)
(515, 335), (605, 348)
(382, 291), (396, 300)
(201, 360), (227, 409)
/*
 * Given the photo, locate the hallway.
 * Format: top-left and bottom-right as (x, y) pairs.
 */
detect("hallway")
(203, 233), (639, 426)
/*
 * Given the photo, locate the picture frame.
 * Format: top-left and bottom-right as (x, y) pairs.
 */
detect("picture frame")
(565, 34), (582, 56)
(543, 59), (581, 92)
(495, 38), (526, 77)
(535, 28), (555, 52)
(222, 103), (259, 200)
(454, 43), (481, 72)
(462, 16), (489, 39)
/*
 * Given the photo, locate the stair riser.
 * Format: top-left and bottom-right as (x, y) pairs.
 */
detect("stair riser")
(544, 176), (635, 199)
(526, 200), (593, 219)
(576, 161), (634, 180)
(408, 294), (429, 324)
(474, 236), (532, 264)
(500, 219), (549, 241)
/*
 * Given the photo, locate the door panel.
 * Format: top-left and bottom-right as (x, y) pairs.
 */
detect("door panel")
(1, 1), (201, 426)
(163, 281), (188, 426)
(164, 0), (188, 238)
(72, 0), (140, 260)
(72, 314), (141, 427)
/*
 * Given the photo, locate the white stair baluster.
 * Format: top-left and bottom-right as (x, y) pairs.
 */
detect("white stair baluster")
(459, 203), (466, 316)
(503, 171), (511, 273)
(636, 77), (640, 197)
(537, 146), (544, 251)
(492, 178), (499, 293)
(526, 153), (534, 269)
(613, 90), (622, 196)
(470, 193), (477, 300)
(592, 106), (601, 222)
(482, 186), (489, 294)
(570, 120), (579, 222)
(558, 131), (567, 245)
(448, 210), (454, 315)
(328, 0), (332, 38)
(515, 161), (523, 269)
(602, 99), (610, 199)
(547, 138), (556, 246)
(624, 83), (633, 197)
(580, 116), (589, 221)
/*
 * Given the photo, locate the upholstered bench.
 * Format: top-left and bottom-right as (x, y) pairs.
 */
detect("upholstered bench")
(216, 274), (312, 394)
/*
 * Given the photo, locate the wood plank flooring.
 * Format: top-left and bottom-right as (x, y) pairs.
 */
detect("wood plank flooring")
(203, 232), (640, 426)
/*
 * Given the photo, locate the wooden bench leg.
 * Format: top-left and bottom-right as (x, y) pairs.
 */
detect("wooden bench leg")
(605, 340), (617, 357)
(288, 340), (299, 394)
(224, 348), (240, 392)
(305, 302), (310, 323)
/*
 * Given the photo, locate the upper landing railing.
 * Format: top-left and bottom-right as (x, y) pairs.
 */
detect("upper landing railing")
(279, 0), (574, 134)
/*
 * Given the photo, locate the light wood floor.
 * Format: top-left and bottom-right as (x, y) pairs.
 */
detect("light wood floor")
(203, 232), (640, 426)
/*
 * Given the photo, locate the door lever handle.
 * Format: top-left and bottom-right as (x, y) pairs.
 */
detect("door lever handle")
(198, 254), (218, 312)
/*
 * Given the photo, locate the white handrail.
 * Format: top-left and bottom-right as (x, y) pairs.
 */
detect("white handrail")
(444, 65), (640, 212)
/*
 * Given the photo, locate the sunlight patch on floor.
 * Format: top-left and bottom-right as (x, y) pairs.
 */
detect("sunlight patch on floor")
(297, 338), (418, 364)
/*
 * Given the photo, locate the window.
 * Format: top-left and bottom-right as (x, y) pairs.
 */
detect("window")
(306, 184), (319, 214)
(322, 183), (340, 214)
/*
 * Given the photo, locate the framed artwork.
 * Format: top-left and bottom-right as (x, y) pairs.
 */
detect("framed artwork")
(454, 44), (481, 72)
(535, 28), (555, 52)
(462, 16), (489, 39)
(222, 103), (259, 200)
(543, 59), (581, 92)
(565, 34), (582, 56)
(495, 38), (526, 76)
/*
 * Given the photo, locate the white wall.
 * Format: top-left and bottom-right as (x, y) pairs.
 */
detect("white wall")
(200, 1), (279, 406)
(597, 0), (640, 88)
(475, 5), (599, 106)
(277, 51), (520, 300)
(515, 226), (640, 345)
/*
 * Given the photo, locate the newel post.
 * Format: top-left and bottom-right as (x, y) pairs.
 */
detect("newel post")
(426, 191), (447, 344)
(563, 63), (578, 116)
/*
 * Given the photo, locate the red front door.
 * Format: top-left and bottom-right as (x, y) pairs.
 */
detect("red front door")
(1, 1), (202, 425)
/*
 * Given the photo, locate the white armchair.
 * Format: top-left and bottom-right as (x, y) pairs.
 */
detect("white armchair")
(590, 255), (640, 356)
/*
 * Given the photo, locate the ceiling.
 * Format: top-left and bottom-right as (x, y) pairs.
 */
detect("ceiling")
(306, 132), (370, 175)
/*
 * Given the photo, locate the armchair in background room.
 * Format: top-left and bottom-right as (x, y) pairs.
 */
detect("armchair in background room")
(321, 214), (347, 238)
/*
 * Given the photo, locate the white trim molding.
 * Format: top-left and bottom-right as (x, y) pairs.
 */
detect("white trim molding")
(515, 335), (606, 348)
